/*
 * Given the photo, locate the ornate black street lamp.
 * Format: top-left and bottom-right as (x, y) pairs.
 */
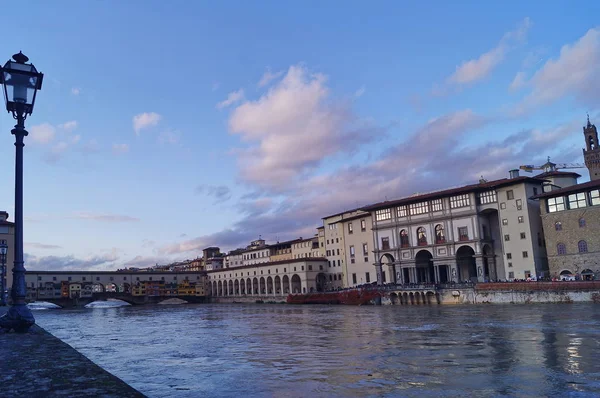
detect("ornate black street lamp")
(0, 241), (7, 306)
(0, 52), (43, 332)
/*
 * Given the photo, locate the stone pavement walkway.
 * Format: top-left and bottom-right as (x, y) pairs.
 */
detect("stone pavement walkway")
(0, 309), (145, 397)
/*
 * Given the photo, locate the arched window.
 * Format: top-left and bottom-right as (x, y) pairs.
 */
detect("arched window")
(417, 227), (427, 246)
(579, 218), (586, 228)
(399, 229), (409, 247)
(555, 221), (562, 231)
(557, 243), (566, 255)
(435, 224), (445, 244)
(578, 240), (588, 253)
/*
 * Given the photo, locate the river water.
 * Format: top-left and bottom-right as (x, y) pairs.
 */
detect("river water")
(34, 303), (600, 397)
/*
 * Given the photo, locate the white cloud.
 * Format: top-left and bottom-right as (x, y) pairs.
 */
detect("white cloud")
(216, 89), (245, 109)
(509, 71), (527, 92)
(71, 134), (81, 144)
(517, 27), (600, 110)
(112, 143), (129, 154)
(44, 141), (70, 163)
(258, 69), (284, 87)
(228, 65), (378, 191)
(447, 17), (531, 86)
(133, 112), (161, 135)
(80, 139), (100, 154)
(158, 130), (181, 145)
(29, 123), (56, 144)
(71, 87), (81, 96)
(70, 212), (140, 222)
(58, 120), (78, 132)
(354, 85), (366, 98)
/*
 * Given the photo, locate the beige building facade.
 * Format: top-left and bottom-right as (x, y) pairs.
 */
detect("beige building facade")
(535, 179), (600, 279)
(207, 258), (329, 297)
(0, 211), (15, 297)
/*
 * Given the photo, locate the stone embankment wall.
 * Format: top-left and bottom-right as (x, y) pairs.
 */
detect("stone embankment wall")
(210, 296), (287, 304)
(437, 282), (600, 305)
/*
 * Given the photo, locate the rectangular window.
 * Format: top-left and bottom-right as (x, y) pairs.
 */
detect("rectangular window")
(308, 265), (312, 271)
(365, 272), (371, 283)
(361, 219), (366, 231)
(507, 190), (514, 200)
(502, 219), (508, 226)
(522, 251), (528, 258)
(533, 187), (538, 196)
(478, 190), (497, 204)
(351, 258), (355, 264)
(504, 234), (510, 241)
(326, 250), (330, 256)
(506, 253), (512, 259)
(381, 237), (390, 250)
(547, 196), (565, 213)
(337, 248), (340, 255)
(430, 199), (443, 212)
(362, 243), (368, 255)
(516, 199), (522, 210)
(397, 206), (408, 217)
(500, 202), (506, 209)
(375, 208), (392, 221)
(350, 245), (355, 257)
(508, 262), (513, 268)
(352, 273), (357, 284)
(348, 223), (353, 234)
(568, 192), (587, 209)
(591, 190), (600, 206)
(520, 232), (526, 239)
(409, 201), (429, 215)
(458, 227), (469, 241)
(337, 260), (341, 266)
(518, 216), (524, 223)
(508, 271), (514, 279)
(450, 194), (470, 209)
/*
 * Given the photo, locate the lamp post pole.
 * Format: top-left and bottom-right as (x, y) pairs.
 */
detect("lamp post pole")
(0, 242), (7, 306)
(0, 52), (43, 333)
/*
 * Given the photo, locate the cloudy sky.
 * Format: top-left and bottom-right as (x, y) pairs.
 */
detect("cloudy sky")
(0, 1), (598, 271)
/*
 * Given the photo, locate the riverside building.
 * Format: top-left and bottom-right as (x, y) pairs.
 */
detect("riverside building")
(360, 171), (549, 284)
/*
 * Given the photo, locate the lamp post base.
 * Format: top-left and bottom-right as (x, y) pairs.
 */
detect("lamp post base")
(0, 304), (34, 333)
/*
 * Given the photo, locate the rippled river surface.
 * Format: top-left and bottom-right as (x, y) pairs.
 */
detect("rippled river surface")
(35, 303), (600, 397)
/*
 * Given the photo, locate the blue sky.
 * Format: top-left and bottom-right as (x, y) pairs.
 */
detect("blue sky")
(0, 1), (598, 270)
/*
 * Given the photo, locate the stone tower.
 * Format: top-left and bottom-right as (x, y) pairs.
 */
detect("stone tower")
(583, 115), (600, 181)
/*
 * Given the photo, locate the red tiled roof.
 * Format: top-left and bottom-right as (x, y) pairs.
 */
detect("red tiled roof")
(361, 176), (545, 212)
(532, 179), (600, 199)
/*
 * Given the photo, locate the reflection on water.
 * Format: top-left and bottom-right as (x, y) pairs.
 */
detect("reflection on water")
(35, 304), (600, 397)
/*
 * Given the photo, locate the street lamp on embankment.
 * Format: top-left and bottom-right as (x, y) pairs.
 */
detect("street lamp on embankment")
(0, 51), (44, 333)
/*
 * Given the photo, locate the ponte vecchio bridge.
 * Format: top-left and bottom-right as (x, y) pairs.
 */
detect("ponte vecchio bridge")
(24, 270), (208, 307)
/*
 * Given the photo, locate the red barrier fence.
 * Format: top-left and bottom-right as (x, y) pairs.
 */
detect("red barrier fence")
(476, 281), (600, 292)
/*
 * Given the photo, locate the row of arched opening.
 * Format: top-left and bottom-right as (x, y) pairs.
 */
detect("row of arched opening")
(209, 275), (303, 296)
(380, 245), (494, 284)
(389, 291), (439, 305)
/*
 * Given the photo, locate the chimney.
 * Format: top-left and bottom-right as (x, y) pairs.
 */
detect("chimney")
(509, 169), (520, 179)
